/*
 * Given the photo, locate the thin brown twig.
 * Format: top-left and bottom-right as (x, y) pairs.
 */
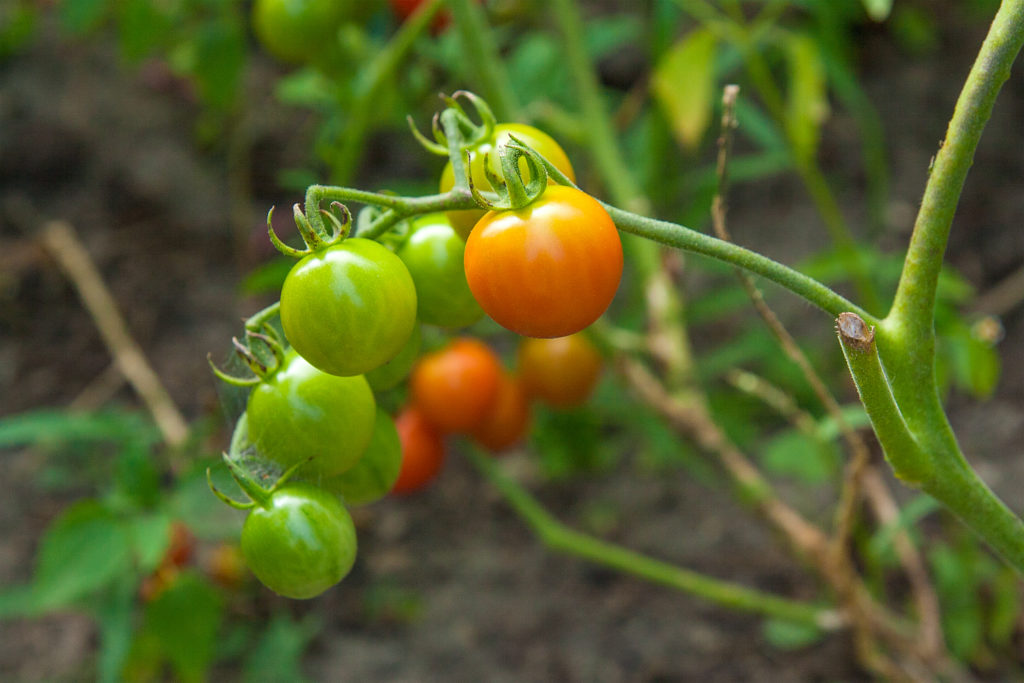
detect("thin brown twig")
(706, 85), (946, 677)
(39, 221), (190, 448)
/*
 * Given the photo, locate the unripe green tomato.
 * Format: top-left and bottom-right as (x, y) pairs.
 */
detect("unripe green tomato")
(365, 324), (421, 392)
(320, 411), (402, 505)
(280, 238), (418, 377)
(439, 123), (576, 240)
(252, 0), (351, 65)
(247, 351), (376, 478)
(397, 215), (483, 328)
(241, 483), (356, 599)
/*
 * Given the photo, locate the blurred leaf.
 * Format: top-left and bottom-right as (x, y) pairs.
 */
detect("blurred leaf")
(241, 258), (293, 296)
(0, 409), (157, 449)
(930, 541), (988, 662)
(0, 584), (37, 618)
(94, 580), (136, 683)
(814, 404), (870, 441)
(867, 494), (937, 566)
(890, 6), (939, 55)
(169, 463), (246, 540)
(652, 28), (717, 151)
(129, 514), (173, 574)
(243, 613), (320, 683)
(0, 1), (37, 58)
(860, 0), (894, 21)
(117, 0), (173, 62)
(189, 17), (245, 110)
(531, 408), (615, 479)
(762, 617), (824, 650)
(941, 321), (1001, 399)
(60, 0), (108, 34)
(734, 95), (787, 153)
(585, 15), (643, 59)
(783, 33), (829, 162)
(34, 500), (133, 610)
(988, 568), (1020, 649)
(760, 428), (838, 483)
(275, 68), (336, 109)
(143, 571), (223, 683)
(506, 33), (569, 107)
(114, 440), (162, 508)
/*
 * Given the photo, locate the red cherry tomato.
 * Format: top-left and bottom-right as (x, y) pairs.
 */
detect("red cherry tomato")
(409, 338), (502, 433)
(391, 407), (446, 494)
(518, 333), (603, 408)
(470, 371), (531, 452)
(464, 186), (623, 338)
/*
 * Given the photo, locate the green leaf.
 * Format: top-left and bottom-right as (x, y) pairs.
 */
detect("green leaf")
(988, 567), (1020, 648)
(783, 33), (829, 162)
(860, 0), (894, 21)
(241, 258), (294, 296)
(0, 409), (156, 449)
(0, 584), (38, 618)
(94, 580), (136, 683)
(143, 572), (223, 683)
(275, 68), (336, 109)
(651, 28), (717, 151)
(762, 617), (824, 650)
(34, 500), (133, 609)
(59, 0), (108, 34)
(129, 514), (173, 574)
(867, 495), (937, 566)
(169, 463), (246, 540)
(190, 18), (245, 111)
(243, 614), (320, 683)
(0, 1), (38, 59)
(114, 440), (162, 508)
(117, 0), (173, 63)
(760, 428), (838, 484)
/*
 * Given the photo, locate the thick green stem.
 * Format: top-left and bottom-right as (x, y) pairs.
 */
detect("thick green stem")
(448, 0), (520, 121)
(466, 449), (839, 628)
(328, 0), (444, 183)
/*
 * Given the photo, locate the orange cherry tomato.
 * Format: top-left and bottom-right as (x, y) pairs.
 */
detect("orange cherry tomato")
(464, 186), (622, 338)
(470, 371), (532, 452)
(391, 406), (446, 494)
(518, 333), (603, 408)
(409, 338), (502, 433)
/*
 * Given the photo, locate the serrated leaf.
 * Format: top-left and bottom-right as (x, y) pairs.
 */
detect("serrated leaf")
(34, 500), (132, 609)
(143, 572), (223, 683)
(784, 33), (829, 162)
(651, 28), (717, 150)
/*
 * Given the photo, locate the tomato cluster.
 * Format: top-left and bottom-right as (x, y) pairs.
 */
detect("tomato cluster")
(209, 105), (617, 600)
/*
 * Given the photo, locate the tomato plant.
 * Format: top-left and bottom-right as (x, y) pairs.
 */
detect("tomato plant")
(389, 0), (452, 33)
(391, 406), (446, 494)
(280, 237), (417, 377)
(464, 186), (623, 338)
(397, 214), (483, 328)
(439, 123), (576, 239)
(240, 482), (357, 599)
(409, 338), (502, 433)
(470, 371), (531, 452)
(321, 411), (402, 505)
(518, 333), (603, 408)
(247, 350), (376, 478)
(252, 0), (351, 65)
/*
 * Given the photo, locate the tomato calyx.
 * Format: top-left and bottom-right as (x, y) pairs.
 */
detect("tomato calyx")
(409, 90), (497, 158)
(468, 135), (549, 212)
(207, 324), (287, 388)
(268, 200), (353, 259)
(207, 452), (312, 511)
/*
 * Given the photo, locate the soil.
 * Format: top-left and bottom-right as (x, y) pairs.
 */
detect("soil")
(1, 5), (1023, 682)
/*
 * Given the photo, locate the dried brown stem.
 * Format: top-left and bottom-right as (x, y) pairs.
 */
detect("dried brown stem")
(40, 221), (189, 448)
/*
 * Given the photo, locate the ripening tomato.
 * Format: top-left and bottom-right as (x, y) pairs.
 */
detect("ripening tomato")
(518, 333), (603, 408)
(252, 0), (351, 64)
(247, 350), (376, 478)
(391, 406), (446, 494)
(439, 124), (576, 240)
(464, 186), (623, 338)
(409, 338), (502, 433)
(280, 238), (417, 377)
(469, 371), (531, 452)
(396, 214), (482, 328)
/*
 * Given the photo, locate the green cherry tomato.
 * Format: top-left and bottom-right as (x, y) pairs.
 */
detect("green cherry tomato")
(397, 215), (483, 328)
(281, 238), (418, 377)
(241, 483), (357, 599)
(252, 0), (351, 65)
(247, 350), (376, 478)
(365, 324), (421, 392)
(320, 411), (402, 505)
(439, 123), (576, 240)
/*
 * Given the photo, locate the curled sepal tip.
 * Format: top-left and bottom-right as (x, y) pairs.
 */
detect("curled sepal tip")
(207, 466), (255, 510)
(408, 114), (448, 156)
(267, 207), (312, 259)
(207, 352), (261, 388)
(446, 90), (496, 137)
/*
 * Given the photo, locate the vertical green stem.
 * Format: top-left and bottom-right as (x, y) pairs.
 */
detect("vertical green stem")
(448, 0), (520, 121)
(328, 0), (444, 183)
